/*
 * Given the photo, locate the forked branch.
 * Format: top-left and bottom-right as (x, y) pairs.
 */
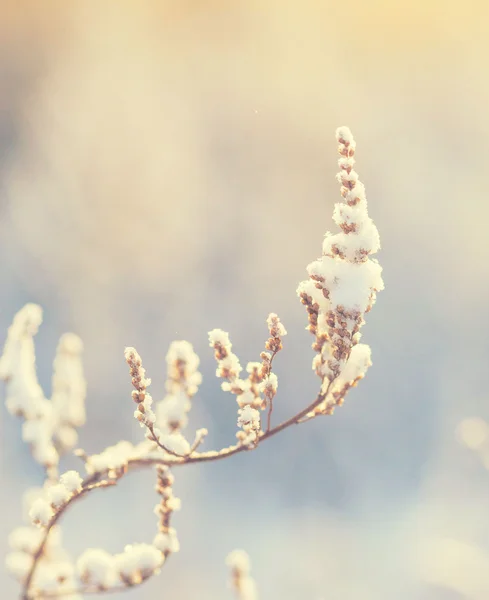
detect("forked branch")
(2, 127), (384, 599)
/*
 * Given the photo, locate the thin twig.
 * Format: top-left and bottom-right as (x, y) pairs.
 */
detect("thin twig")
(265, 348), (279, 433)
(147, 425), (186, 458)
(187, 431), (207, 455)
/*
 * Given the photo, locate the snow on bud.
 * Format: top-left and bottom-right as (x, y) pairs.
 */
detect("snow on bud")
(153, 528), (180, 554)
(208, 329), (231, 347)
(76, 548), (117, 589)
(60, 470), (83, 494)
(46, 484), (71, 508)
(29, 498), (53, 527)
(6, 552), (33, 580)
(237, 405), (260, 430)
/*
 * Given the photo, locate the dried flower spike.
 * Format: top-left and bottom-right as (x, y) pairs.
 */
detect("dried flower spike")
(297, 126), (383, 415)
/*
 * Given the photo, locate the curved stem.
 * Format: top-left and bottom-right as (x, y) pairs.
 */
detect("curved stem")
(22, 380), (333, 599)
(265, 348), (279, 433)
(143, 380), (332, 467)
(26, 571), (158, 598)
(21, 480), (117, 600)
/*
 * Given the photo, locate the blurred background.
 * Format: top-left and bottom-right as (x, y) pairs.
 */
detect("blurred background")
(1, 1), (489, 598)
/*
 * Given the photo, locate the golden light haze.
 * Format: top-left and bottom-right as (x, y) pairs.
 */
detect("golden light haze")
(1, 2), (489, 599)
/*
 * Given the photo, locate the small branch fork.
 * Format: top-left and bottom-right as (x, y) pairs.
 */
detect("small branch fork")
(22, 480), (118, 600)
(146, 425), (186, 458)
(21, 380), (334, 600)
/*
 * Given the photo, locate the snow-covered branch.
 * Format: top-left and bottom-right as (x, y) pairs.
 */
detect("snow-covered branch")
(2, 127), (383, 599)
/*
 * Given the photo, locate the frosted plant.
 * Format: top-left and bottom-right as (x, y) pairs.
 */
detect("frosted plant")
(0, 305), (86, 479)
(226, 550), (258, 600)
(2, 127), (383, 599)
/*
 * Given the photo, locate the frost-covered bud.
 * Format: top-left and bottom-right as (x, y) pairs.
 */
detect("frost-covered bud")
(263, 313), (286, 359)
(165, 340), (202, 398)
(153, 528), (180, 554)
(29, 498), (54, 527)
(51, 332), (87, 437)
(226, 549), (258, 600)
(208, 329), (231, 347)
(46, 484), (71, 508)
(34, 561), (76, 592)
(246, 362), (262, 375)
(1, 305), (87, 472)
(156, 392), (190, 431)
(60, 470), (83, 494)
(125, 347), (159, 436)
(135, 398), (156, 429)
(115, 544), (163, 583)
(263, 373), (278, 401)
(237, 406), (260, 431)
(266, 313), (287, 338)
(165, 496), (182, 512)
(194, 428), (208, 447)
(8, 527), (43, 554)
(156, 464), (174, 487)
(32, 441), (59, 468)
(56, 425), (79, 450)
(22, 488), (44, 522)
(218, 354), (242, 377)
(6, 552), (33, 580)
(85, 441), (135, 476)
(311, 344), (373, 418)
(154, 460), (181, 566)
(0, 304), (45, 419)
(76, 549), (117, 589)
(226, 549), (251, 574)
(336, 126), (355, 146)
(209, 328), (247, 416)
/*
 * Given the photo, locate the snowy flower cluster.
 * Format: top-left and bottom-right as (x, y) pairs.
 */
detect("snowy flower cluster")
(76, 548), (116, 589)
(76, 543), (164, 589)
(153, 465), (181, 554)
(164, 340), (202, 399)
(297, 126), (384, 409)
(0, 305), (86, 476)
(7, 487), (81, 597)
(306, 344), (373, 418)
(226, 549), (258, 600)
(126, 341), (205, 457)
(154, 340), (203, 454)
(28, 470), (83, 527)
(209, 313), (287, 445)
(84, 440), (138, 477)
(209, 329), (243, 384)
